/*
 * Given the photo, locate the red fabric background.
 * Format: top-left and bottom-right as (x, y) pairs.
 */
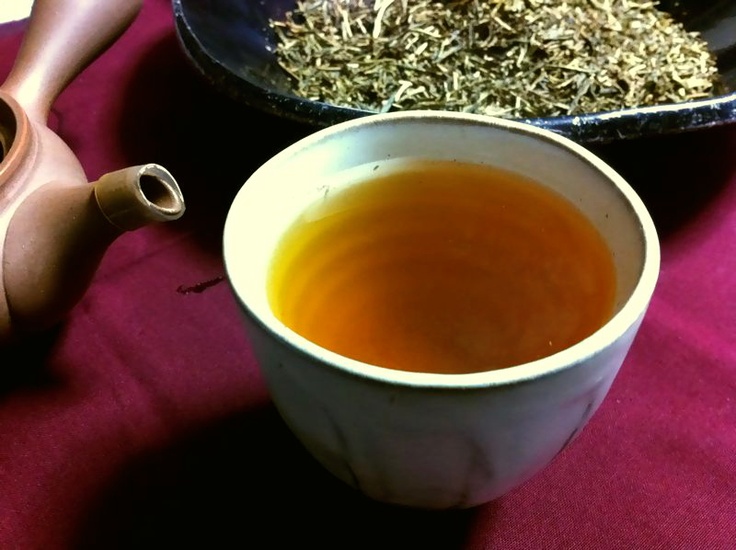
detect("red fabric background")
(1, 1), (734, 548)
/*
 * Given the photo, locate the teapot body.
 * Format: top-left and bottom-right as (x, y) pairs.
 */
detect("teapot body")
(0, 90), (87, 233)
(0, 0), (186, 344)
(0, 91), (88, 339)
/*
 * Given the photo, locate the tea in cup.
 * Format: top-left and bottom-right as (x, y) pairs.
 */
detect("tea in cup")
(223, 111), (659, 509)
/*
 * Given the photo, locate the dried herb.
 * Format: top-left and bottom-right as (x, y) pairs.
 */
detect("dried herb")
(270, 0), (720, 118)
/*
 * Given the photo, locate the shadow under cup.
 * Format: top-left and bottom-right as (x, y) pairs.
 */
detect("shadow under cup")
(223, 111), (660, 509)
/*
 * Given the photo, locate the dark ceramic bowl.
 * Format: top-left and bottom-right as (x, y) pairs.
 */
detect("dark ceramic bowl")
(172, 0), (736, 143)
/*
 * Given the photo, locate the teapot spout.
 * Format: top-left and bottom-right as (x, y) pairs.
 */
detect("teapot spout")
(1, 164), (185, 342)
(94, 164), (185, 231)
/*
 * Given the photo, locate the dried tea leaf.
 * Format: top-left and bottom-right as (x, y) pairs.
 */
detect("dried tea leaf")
(270, 0), (720, 118)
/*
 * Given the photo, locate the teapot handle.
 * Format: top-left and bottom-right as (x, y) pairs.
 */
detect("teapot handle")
(0, 0), (143, 122)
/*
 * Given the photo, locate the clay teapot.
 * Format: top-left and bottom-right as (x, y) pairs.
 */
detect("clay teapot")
(0, 0), (185, 344)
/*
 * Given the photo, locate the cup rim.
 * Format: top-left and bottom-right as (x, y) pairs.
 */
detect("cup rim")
(223, 110), (661, 389)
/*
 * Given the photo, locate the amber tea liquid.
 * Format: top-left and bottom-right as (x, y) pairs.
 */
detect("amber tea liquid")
(267, 159), (616, 374)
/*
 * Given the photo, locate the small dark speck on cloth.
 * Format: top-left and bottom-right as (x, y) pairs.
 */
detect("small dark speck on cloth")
(176, 276), (225, 294)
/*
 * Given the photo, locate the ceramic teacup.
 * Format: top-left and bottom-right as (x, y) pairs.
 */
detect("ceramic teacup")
(223, 111), (660, 509)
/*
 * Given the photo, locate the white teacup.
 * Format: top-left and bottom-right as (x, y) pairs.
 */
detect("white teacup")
(223, 111), (660, 509)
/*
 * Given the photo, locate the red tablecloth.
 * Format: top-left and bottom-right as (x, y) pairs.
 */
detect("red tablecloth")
(1, 1), (734, 548)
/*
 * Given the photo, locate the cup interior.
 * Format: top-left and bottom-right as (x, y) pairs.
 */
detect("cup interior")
(223, 111), (660, 385)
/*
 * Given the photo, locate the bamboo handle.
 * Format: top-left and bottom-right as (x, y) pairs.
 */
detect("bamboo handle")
(0, 0), (143, 122)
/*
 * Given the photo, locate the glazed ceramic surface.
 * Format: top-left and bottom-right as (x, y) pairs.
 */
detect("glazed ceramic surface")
(173, 0), (736, 143)
(222, 111), (660, 509)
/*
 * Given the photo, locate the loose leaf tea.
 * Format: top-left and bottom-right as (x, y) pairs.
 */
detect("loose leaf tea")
(270, 0), (720, 118)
